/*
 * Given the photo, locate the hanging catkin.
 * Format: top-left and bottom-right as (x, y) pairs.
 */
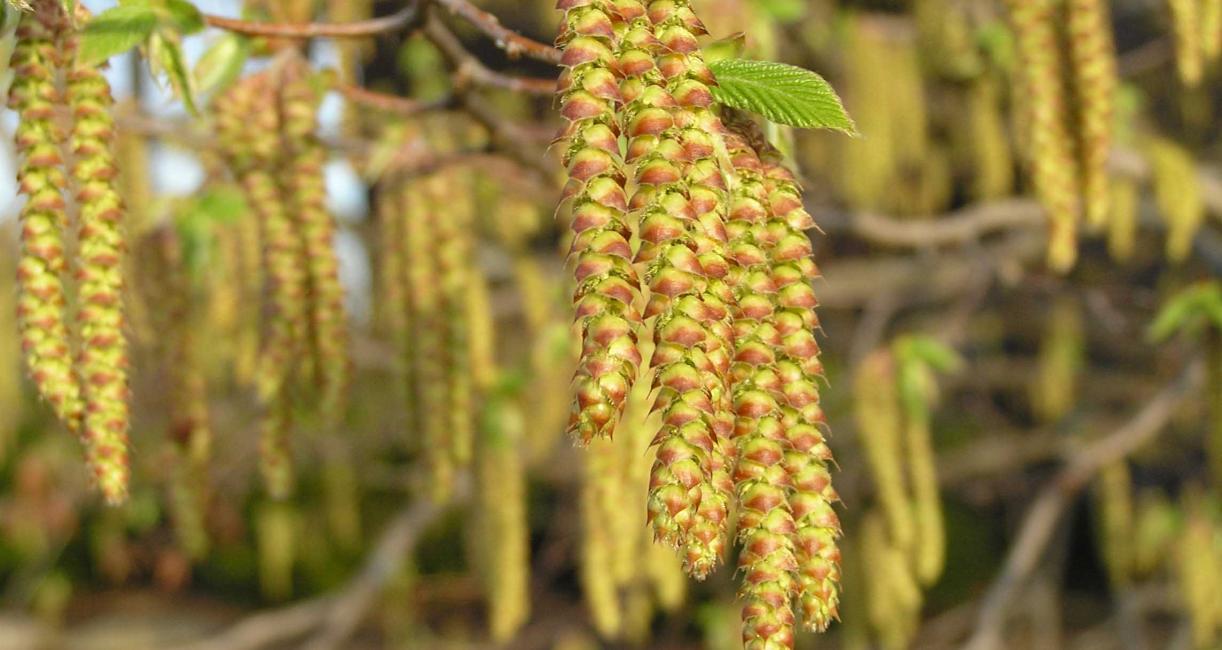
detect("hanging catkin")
(555, 0), (643, 443)
(854, 351), (915, 552)
(1007, 0), (1083, 272)
(1031, 296), (1084, 423)
(1066, 0), (1118, 229)
(1168, 0), (1204, 85)
(1203, 0), (1222, 61)
(279, 61), (350, 423)
(1148, 137), (1204, 262)
(0, 224), (20, 454)
(896, 352), (943, 586)
(8, 2), (82, 434)
(476, 391), (530, 642)
(966, 77), (1014, 202)
(65, 5), (132, 504)
(1093, 461), (1134, 588)
(1107, 177), (1139, 262)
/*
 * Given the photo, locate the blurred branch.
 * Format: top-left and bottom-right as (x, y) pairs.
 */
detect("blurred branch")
(422, 15), (557, 95)
(203, 4), (423, 38)
(849, 199), (1044, 247)
(963, 361), (1206, 650)
(432, 0), (563, 64)
(173, 486), (457, 650)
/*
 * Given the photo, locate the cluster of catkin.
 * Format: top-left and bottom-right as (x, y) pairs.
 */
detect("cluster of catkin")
(213, 57), (350, 500)
(852, 342), (954, 649)
(1006, 0), (1119, 272)
(555, 1), (839, 645)
(7, 1), (130, 504)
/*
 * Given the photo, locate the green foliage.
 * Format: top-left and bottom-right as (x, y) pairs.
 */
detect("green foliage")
(77, 4), (159, 66)
(193, 32), (249, 97)
(709, 58), (857, 134)
(1148, 281), (1222, 343)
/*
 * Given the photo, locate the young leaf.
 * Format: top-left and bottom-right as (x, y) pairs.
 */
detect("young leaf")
(708, 58), (857, 134)
(194, 33), (249, 96)
(158, 0), (203, 34)
(1148, 282), (1222, 343)
(147, 30), (198, 114)
(77, 4), (158, 66)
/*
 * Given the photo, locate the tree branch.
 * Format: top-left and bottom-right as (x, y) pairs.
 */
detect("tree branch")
(171, 491), (451, 650)
(203, 4), (423, 39)
(432, 0), (562, 64)
(962, 361), (1206, 650)
(422, 15), (556, 95)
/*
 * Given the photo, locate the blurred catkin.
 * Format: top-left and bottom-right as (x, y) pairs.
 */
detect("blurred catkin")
(1007, 0), (1083, 272)
(1107, 177), (1139, 261)
(1168, 0), (1204, 85)
(1031, 297), (1085, 423)
(1066, 0), (1117, 229)
(0, 225), (20, 454)
(1094, 462), (1134, 588)
(66, 10), (132, 504)
(279, 61), (350, 423)
(9, 3), (82, 434)
(1148, 137), (1204, 262)
(556, 0), (643, 443)
(896, 355), (943, 586)
(1203, 0), (1222, 61)
(477, 392), (530, 642)
(966, 77), (1014, 202)
(854, 351), (915, 553)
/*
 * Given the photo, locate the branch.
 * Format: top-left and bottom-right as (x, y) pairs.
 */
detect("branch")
(423, 15), (556, 95)
(203, 4), (422, 39)
(849, 199), (1044, 248)
(962, 361), (1206, 650)
(337, 82), (448, 116)
(432, 0), (563, 64)
(172, 492), (450, 650)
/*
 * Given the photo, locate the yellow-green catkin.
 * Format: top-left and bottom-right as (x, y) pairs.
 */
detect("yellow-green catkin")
(1066, 0), (1118, 229)
(897, 357), (944, 586)
(321, 441), (361, 552)
(256, 500), (298, 601)
(0, 225), (20, 453)
(279, 60), (350, 423)
(1031, 296), (1085, 423)
(1007, 0), (1083, 272)
(66, 7), (131, 504)
(215, 73), (305, 499)
(1107, 177), (1139, 261)
(1177, 496), (1221, 649)
(1132, 489), (1178, 576)
(1203, 0), (1222, 61)
(854, 351), (915, 553)
(1094, 461), (1134, 588)
(581, 438), (624, 638)
(860, 510), (922, 650)
(9, 2), (82, 433)
(1148, 137), (1204, 262)
(967, 76), (1014, 202)
(374, 177), (406, 340)
(428, 170), (475, 471)
(1169, 0), (1204, 85)
(477, 393), (530, 642)
(404, 178), (451, 501)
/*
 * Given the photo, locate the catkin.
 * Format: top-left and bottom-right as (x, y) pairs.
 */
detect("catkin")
(1203, 0), (1222, 61)
(967, 77), (1014, 202)
(1168, 0), (1204, 85)
(1178, 497), (1222, 649)
(9, 3), (82, 433)
(0, 225), (19, 454)
(897, 358), (943, 586)
(1066, 0), (1117, 229)
(477, 393), (530, 642)
(1094, 462), (1134, 588)
(854, 351), (915, 553)
(1107, 177), (1139, 262)
(1007, 0), (1083, 272)
(1148, 137), (1204, 262)
(66, 8), (132, 504)
(279, 61), (350, 423)
(1031, 297), (1084, 423)
(556, 0), (643, 443)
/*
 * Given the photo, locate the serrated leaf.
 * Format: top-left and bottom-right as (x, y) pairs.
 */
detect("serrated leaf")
(709, 58), (856, 134)
(77, 4), (158, 66)
(194, 33), (248, 96)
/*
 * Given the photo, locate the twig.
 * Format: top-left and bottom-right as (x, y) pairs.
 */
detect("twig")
(432, 0), (562, 64)
(423, 15), (556, 95)
(172, 492), (451, 650)
(962, 361), (1205, 650)
(337, 82), (450, 116)
(850, 199), (1044, 247)
(203, 4), (422, 39)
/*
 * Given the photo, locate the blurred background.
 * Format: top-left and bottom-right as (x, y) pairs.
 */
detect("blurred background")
(0, 0), (1220, 648)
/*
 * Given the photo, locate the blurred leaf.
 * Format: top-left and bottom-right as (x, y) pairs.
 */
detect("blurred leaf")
(703, 32), (746, 63)
(147, 30), (198, 114)
(751, 0), (805, 23)
(895, 335), (964, 374)
(194, 33), (249, 96)
(709, 58), (857, 134)
(158, 0), (203, 34)
(77, 3), (158, 67)
(1148, 282), (1222, 342)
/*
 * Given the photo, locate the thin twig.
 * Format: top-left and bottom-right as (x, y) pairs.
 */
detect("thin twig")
(432, 0), (562, 64)
(962, 361), (1205, 650)
(203, 3), (422, 39)
(172, 492), (450, 650)
(337, 82), (449, 116)
(423, 15), (556, 95)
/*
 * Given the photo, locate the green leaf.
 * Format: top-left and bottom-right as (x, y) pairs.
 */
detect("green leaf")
(703, 32), (746, 64)
(157, 0), (203, 34)
(1148, 282), (1222, 343)
(77, 4), (158, 66)
(194, 33), (249, 96)
(752, 0), (805, 22)
(147, 30), (198, 114)
(709, 58), (856, 134)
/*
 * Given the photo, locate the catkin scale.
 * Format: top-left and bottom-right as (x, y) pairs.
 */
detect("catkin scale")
(66, 17), (132, 504)
(1066, 0), (1117, 230)
(1007, 0), (1083, 272)
(9, 4), (83, 434)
